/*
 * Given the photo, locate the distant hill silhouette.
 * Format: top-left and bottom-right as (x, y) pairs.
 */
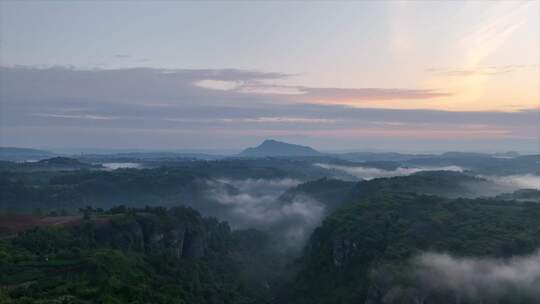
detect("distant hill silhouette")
(239, 139), (321, 157)
(37, 157), (89, 166)
(0, 147), (55, 161)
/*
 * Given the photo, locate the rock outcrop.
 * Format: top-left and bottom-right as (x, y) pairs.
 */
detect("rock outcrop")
(93, 207), (215, 258)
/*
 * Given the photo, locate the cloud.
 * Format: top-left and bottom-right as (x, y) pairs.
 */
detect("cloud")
(206, 178), (325, 247)
(0, 66), (451, 107)
(114, 54), (131, 59)
(299, 86), (450, 101)
(0, 66), (289, 106)
(241, 117), (335, 124)
(1, 66), (537, 150)
(31, 113), (117, 120)
(207, 82), (451, 101)
(428, 64), (540, 77)
(196, 79), (240, 91)
(315, 163), (463, 180)
(458, 2), (532, 67)
(235, 84), (305, 96)
(414, 251), (540, 300)
(485, 174), (540, 190)
(217, 178), (301, 197)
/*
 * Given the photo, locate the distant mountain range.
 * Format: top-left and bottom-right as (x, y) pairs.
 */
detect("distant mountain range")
(1, 142), (532, 165)
(239, 139), (322, 157)
(0, 147), (56, 161)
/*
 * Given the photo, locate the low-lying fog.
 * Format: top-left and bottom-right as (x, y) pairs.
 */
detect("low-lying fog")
(315, 163), (540, 191)
(314, 163), (464, 180)
(413, 250), (540, 300)
(206, 178), (325, 248)
(484, 174), (540, 190)
(199, 168), (539, 249)
(101, 162), (142, 170)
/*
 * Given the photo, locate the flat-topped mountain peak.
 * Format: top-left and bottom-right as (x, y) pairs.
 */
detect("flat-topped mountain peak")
(239, 139), (321, 157)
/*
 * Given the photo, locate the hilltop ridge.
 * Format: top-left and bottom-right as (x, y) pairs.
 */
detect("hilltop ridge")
(239, 139), (322, 157)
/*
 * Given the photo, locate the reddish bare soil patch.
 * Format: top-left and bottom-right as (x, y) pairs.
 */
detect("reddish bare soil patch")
(0, 215), (82, 238)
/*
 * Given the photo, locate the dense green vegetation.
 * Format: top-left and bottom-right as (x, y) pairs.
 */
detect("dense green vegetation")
(287, 193), (540, 303)
(280, 171), (497, 214)
(0, 168), (223, 213)
(352, 170), (497, 198)
(0, 206), (285, 304)
(0, 157), (100, 172)
(280, 178), (356, 211)
(5, 179), (536, 303)
(0, 156), (383, 213)
(1, 153), (539, 303)
(496, 189), (540, 202)
(0, 156), (348, 213)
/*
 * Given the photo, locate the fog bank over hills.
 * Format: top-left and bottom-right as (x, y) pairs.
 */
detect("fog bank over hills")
(207, 178), (325, 247)
(414, 250), (540, 300)
(314, 163), (465, 180)
(1, 139), (539, 304)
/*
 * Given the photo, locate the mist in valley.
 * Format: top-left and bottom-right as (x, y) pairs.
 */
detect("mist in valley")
(412, 250), (540, 301)
(485, 174), (540, 190)
(315, 163), (464, 180)
(206, 178), (326, 248)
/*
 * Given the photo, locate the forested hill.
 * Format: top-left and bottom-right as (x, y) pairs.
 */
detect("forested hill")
(286, 193), (540, 303)
(280, 171), (498, 214)
(0, 147), (56, 162)
(351, 170), (496, 198)
(0, 206), (285, 304)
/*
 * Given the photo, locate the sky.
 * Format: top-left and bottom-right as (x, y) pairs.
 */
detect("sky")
(0, 1), (539, 153)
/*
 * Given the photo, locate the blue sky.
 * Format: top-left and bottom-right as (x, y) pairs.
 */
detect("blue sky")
(0, 1), (538, 152)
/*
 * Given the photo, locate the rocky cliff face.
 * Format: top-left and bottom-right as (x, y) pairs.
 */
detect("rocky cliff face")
(288, 194), (540, 304)
(332, 238), (360, 267)
(94, 207), (213, 258)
